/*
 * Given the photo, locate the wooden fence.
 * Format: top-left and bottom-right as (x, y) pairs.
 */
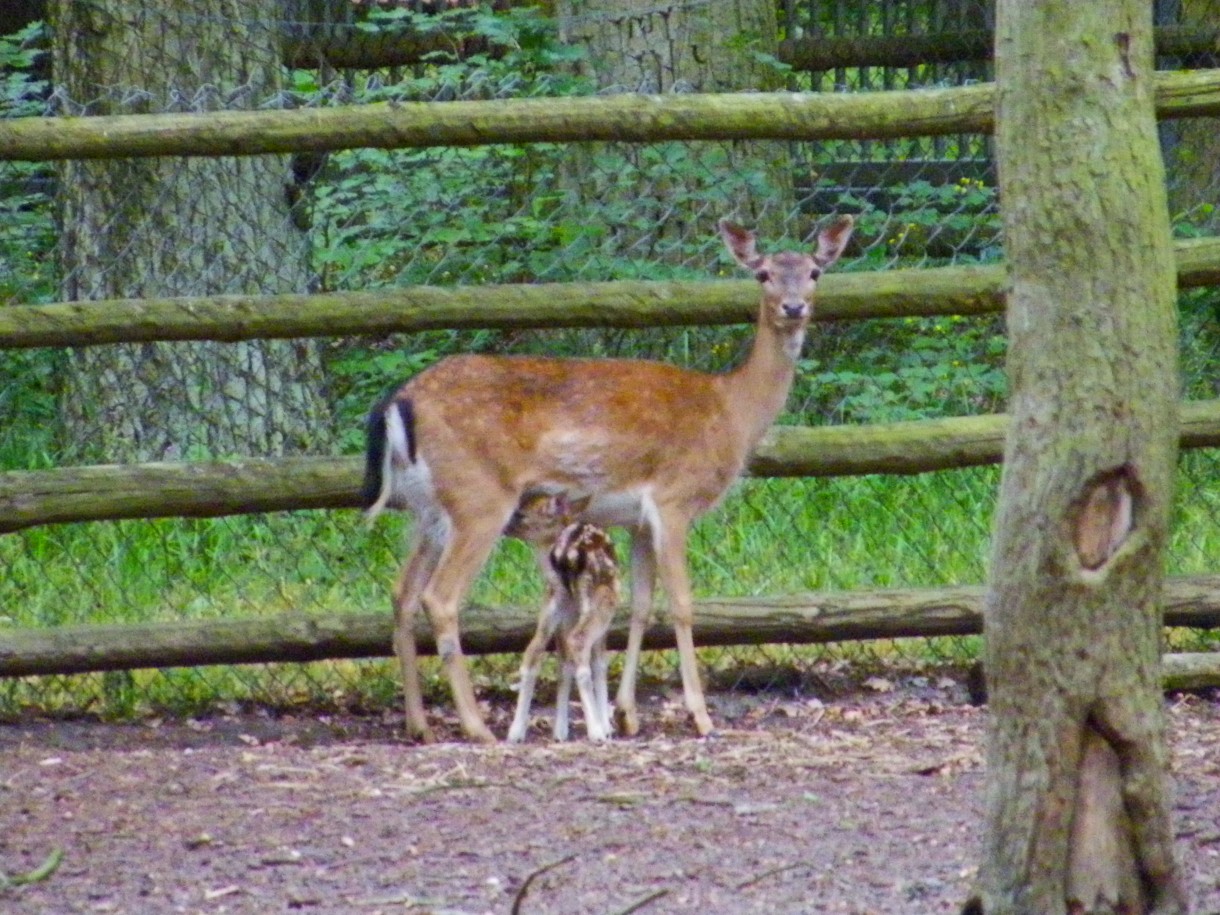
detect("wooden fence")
(2, 78), (1220, 686)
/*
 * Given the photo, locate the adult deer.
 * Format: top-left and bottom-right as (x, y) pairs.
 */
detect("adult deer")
(364, 214), (854, 743)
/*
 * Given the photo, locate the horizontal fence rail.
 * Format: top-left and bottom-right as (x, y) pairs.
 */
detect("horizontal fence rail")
(280, 22), (1220, 73)
(2, 577), (1217, 680)
(3, 236), (1218, 348)
(4, 401), (1220, 533)
(3, 71), (1220, 163)
(778, 24), (1220, 71)
(0, 267), (1004, 348)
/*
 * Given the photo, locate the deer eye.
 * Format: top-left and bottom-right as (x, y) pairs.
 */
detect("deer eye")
(755, 270), (770, 283)
(810, 267), (822, 280)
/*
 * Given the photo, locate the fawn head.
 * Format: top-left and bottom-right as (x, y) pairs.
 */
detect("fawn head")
(718, 215), (854, 332)
(504, 491), (592, 546)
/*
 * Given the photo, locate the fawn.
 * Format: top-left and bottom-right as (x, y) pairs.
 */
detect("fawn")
(364, 214), (854, 743)
(506, 501), (621, 743)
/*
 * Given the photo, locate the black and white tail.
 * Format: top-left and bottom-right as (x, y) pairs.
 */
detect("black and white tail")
(361, 396), (416, 520)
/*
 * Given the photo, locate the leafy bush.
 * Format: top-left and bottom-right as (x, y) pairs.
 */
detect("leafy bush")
(0, 21), (54, 306)
(832, 176), (1002, 268)
(791, 315), (1007, 425)
(304, 7), (596, 291)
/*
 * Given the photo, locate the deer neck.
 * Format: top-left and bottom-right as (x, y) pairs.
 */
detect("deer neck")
(721, 314), (805, 449)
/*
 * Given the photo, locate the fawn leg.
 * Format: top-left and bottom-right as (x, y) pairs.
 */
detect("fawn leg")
(592, 634), (613, 737)
(570, 625), (608, 742)
(554, 631), (575, 741)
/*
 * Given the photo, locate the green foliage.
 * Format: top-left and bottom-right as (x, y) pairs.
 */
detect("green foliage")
(835, 176), (1002, 267)
(311, 143), (582, 288)
(302, 9), (597, 292)
(791, 315), (1007, 425)
(0, 348), (61, 469)
(1179, 286), (1220, 401)
(0, 21), (46, 107)
(357, 4), (586, 95)
(0, 21), (54, 306)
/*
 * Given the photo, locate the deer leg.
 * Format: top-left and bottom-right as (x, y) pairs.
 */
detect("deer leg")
(654, 515), (713, 737)
(418, 509), (510, 744)
(508, 590), (561, 743)
(614, 526), (656, 737)
(552, 620), (583, 741)
(391, 528), (444, 743)
(573, 625), (610, 742)
(587, 588), (617, 739)
(592, 634), (613, 738)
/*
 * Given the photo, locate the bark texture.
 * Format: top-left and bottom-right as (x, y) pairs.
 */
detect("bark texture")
(557, 0), (793, 242)
(977, 2), (1186, 913)
(50, 0), (332, 462)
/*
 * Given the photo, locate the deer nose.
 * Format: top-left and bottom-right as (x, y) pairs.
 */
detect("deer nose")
(782, 302), (807, 320)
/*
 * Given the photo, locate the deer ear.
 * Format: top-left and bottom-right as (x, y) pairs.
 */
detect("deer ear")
(813, 215), (854, 269)
(718, 218), (764, 270)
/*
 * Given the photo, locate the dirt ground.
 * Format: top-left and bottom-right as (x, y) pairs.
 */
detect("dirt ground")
(2, 674), (1218, 915)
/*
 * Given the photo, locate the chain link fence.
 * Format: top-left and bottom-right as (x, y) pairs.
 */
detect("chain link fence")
(1, 0), (1218, 722)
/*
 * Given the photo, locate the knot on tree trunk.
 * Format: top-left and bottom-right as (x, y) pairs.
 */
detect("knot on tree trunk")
(1071, 465), (1138, 571)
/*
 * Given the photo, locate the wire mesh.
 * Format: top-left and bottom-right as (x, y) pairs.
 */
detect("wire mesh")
(1, 0), (1218, 721)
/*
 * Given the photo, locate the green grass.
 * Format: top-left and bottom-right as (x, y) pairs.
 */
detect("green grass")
(4, 460), (1219, 719)
(2, 472), (1000, 632)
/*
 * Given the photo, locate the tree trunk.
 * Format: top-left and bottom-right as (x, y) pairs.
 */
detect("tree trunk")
(974, 2), (1186, 913)
(50, 1), (333, 462)
(556, 0), (794, 248)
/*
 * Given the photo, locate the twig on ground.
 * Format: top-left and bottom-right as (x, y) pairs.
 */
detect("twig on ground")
(406, 779), (508, 800)
(735, 862), (806, 890)
(510, 852), (578, 915)
(681, 795), (735, 807)
(0, 847), (64, 891)
(610, 888), (670, 914)
(592, 791), (648, 807)
(353, 891), (433, 907)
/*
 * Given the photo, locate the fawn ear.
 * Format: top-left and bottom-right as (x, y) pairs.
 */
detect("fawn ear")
(814, 215), (854, 269)
(718, 218), (764, 271)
